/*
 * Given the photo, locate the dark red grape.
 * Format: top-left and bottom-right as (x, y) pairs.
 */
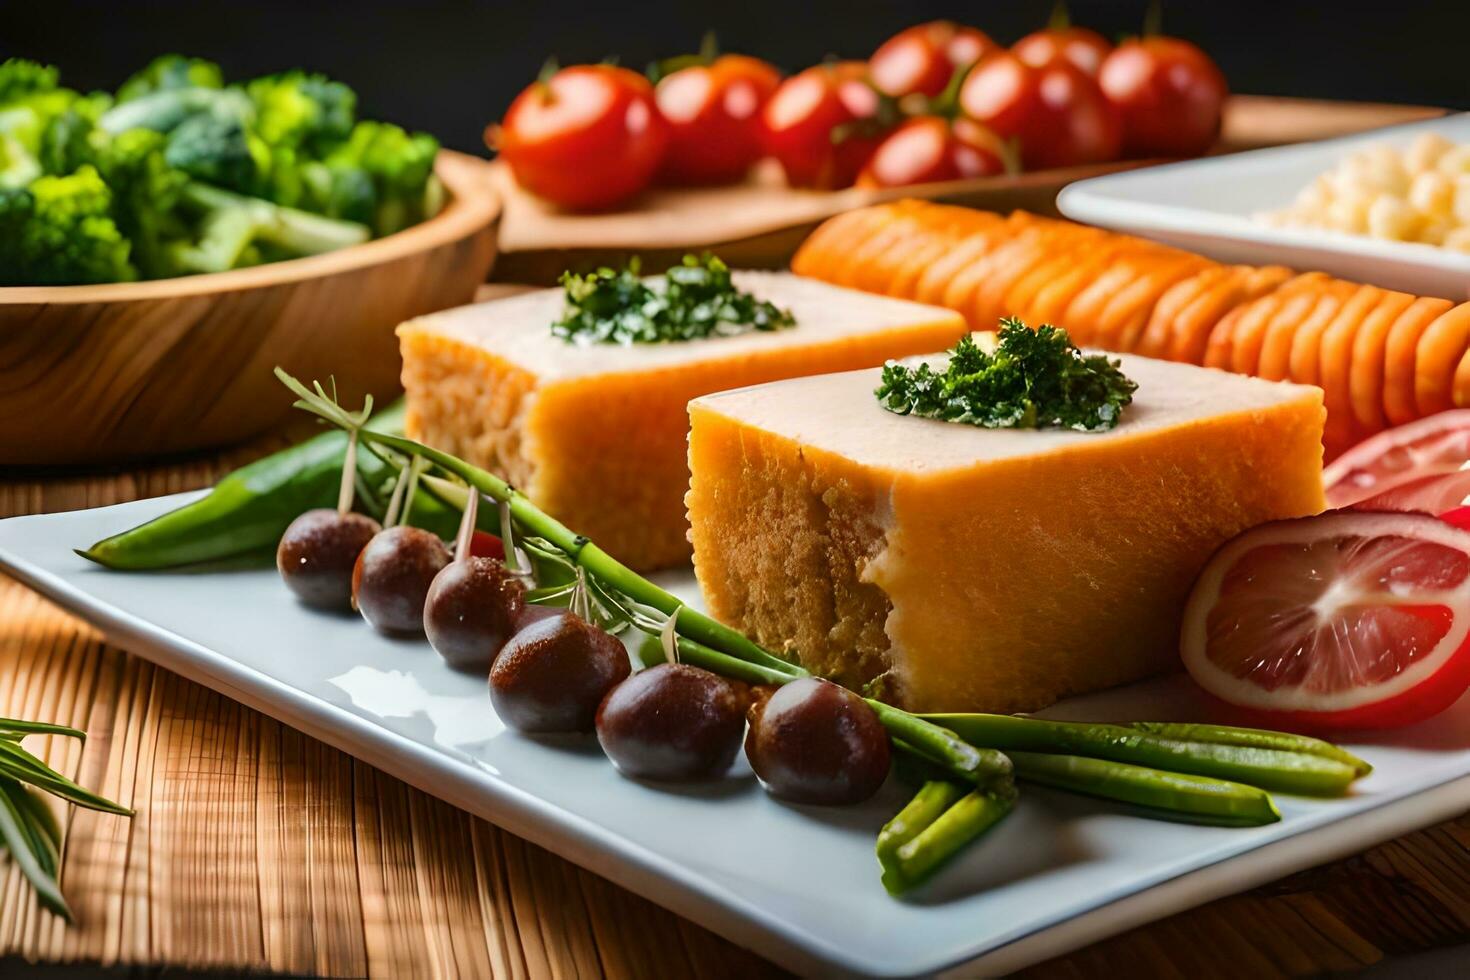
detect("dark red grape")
(277, 509), (381, 610)
(424, 557), (525, 672)
(595, 663), (747, 782)
(351, 526), (450, 635)
(489, 611), (630, 733)
(745, 677), (891, 805)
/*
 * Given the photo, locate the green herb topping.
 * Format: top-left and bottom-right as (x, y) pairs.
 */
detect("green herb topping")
(551, 253), (796, 345)
(875, 317), (1138, 431)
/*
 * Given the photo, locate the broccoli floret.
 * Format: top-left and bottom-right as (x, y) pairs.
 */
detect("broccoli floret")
(317, 120), (440, 236)
(37, 90), (112, 174)
(115, 55), (223, 103)
(0, 134), (41, 189)
(163, 111), (270, 193)
(0, 165), (137, 285)
(98, 83), (253, 137)
(88, 128), (190, 277)
(167, 182), (369, 274)
(246, 71), (355, 151)
(0, 59), (60, 104)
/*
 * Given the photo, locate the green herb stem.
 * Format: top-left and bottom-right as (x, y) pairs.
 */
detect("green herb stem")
(886, 784), (1017, 894)
(1009, 751), (1281, 826)
(1125, 721), (1372, 778)
(923, 713), (1360, 797)
(877, 779), (965, 893)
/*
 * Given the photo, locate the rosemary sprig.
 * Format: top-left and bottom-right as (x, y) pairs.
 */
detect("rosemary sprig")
(0, 716), (132, 920)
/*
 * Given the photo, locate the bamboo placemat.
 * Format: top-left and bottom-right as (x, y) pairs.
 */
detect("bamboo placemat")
(1, 449), (1467, 978)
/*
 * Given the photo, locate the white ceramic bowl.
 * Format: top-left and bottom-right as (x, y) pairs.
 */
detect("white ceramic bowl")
(1058, 113), (1470, 300)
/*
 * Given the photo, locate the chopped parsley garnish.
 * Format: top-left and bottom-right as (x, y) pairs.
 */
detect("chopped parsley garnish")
(551, 254), (796, 345)
(875, 317), (1138, 431)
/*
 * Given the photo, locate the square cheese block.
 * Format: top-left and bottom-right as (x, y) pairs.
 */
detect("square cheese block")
(398, 272), (968, 570)
(686, 354), (1327, 713)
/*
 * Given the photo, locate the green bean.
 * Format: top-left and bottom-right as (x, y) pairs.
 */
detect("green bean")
(79, 401), (501, 570)
(923, 712), (1360, 797)
(887, 784), (1017, 893)
(1009, 751), (1281, 826)
(877, 780), (965, 894)
(1126, 721), (1372, 777)
(81, 402), (405, 569)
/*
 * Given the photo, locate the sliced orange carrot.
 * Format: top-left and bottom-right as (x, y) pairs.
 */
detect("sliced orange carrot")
(1414, 302), (1470, 417)
(1206, 287), (1285, 371)
(1168, 267), (1252, 365)
(1291, 283), (1381, 390)
(1136, 266), (1227, 359)
(1230, 273), (1329, 376)
(1004, 228), (1111, 324)
(971, 224), (1082, 328)
(1322, 290), (1408, 450)
(791, 205), (893, 282)
(1100, 255), (1212, 355)
(1383, 296), (1453, 425)
(1065, 254), (1162, 346)
(887, 211), (978, 300)
(837, 207), (930, 292)
(911, 213), (1009, 308)
(1453, 331), (1470, 408)
(1258, 280), (1353, 381)
(1349, 290), (1420, 437)
(1173, 266), (1294, 367)
(1028, 238), (1148, 330)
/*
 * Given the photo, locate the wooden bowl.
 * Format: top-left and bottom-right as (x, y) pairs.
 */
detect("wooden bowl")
(0, 150), (501, 466)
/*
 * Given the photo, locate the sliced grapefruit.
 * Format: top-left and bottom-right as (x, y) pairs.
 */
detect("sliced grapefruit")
(1323, 410), (1470, 509)
(1181, 511), (1470, 731)
(1352, 469), (1470, 517)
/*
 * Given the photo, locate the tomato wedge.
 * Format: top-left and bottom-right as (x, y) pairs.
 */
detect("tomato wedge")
(1180, 511), (1470, 731)
(1323, 409), (1470, 509)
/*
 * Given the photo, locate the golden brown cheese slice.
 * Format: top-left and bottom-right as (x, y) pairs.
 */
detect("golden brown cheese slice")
(686, 354), (1326, 712)
(398, 273), (969, 570)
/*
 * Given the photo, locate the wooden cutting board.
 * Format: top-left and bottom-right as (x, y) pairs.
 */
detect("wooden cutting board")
(491, 95), (1445, 284)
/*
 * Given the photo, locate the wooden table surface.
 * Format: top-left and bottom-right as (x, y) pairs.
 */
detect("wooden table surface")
(2, 442), (1469, 979)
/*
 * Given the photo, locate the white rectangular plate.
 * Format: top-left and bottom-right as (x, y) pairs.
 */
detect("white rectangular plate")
(1057, 113), (1470, 299)
(4, 494), (1470, 978)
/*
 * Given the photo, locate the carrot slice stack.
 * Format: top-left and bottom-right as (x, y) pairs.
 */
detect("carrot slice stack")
(1415, 302), (1470, 417)
(1349, 291), (1420, 439)
(1229, 273), (1331, 377)
(1136, 266), (1228, 360)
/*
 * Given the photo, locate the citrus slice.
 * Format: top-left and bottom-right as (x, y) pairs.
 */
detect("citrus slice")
(1352, 469), (1470, 516)
(1323, 409), (1470, 508)
(1180, 511), (1470, 730)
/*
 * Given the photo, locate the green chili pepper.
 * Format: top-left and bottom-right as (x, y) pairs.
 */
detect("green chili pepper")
(78, 400), (476, 570)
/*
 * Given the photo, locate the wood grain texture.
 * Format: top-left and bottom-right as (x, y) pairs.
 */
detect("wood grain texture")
(0, 151), (501, 467)
(0, 446), (1467, 979)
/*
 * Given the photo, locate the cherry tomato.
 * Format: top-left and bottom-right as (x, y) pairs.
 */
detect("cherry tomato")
(762, 62), (889, 190)
(494, 64), (669, 211)
(869, 20), (999, 99)
(655, 54), (781, 185)
(857, 116), (1008, 188)
(1012, 25), (1114, 76)
(468, 530), (505, 561)
(959, 52), (1120, 171)
(1098, 36), (1228, 158)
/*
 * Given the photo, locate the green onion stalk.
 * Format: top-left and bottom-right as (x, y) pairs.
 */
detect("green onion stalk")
(275, 370), (1372, 897)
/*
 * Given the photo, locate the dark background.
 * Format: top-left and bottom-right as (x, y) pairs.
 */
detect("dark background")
(2, 1), (1463, 154)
